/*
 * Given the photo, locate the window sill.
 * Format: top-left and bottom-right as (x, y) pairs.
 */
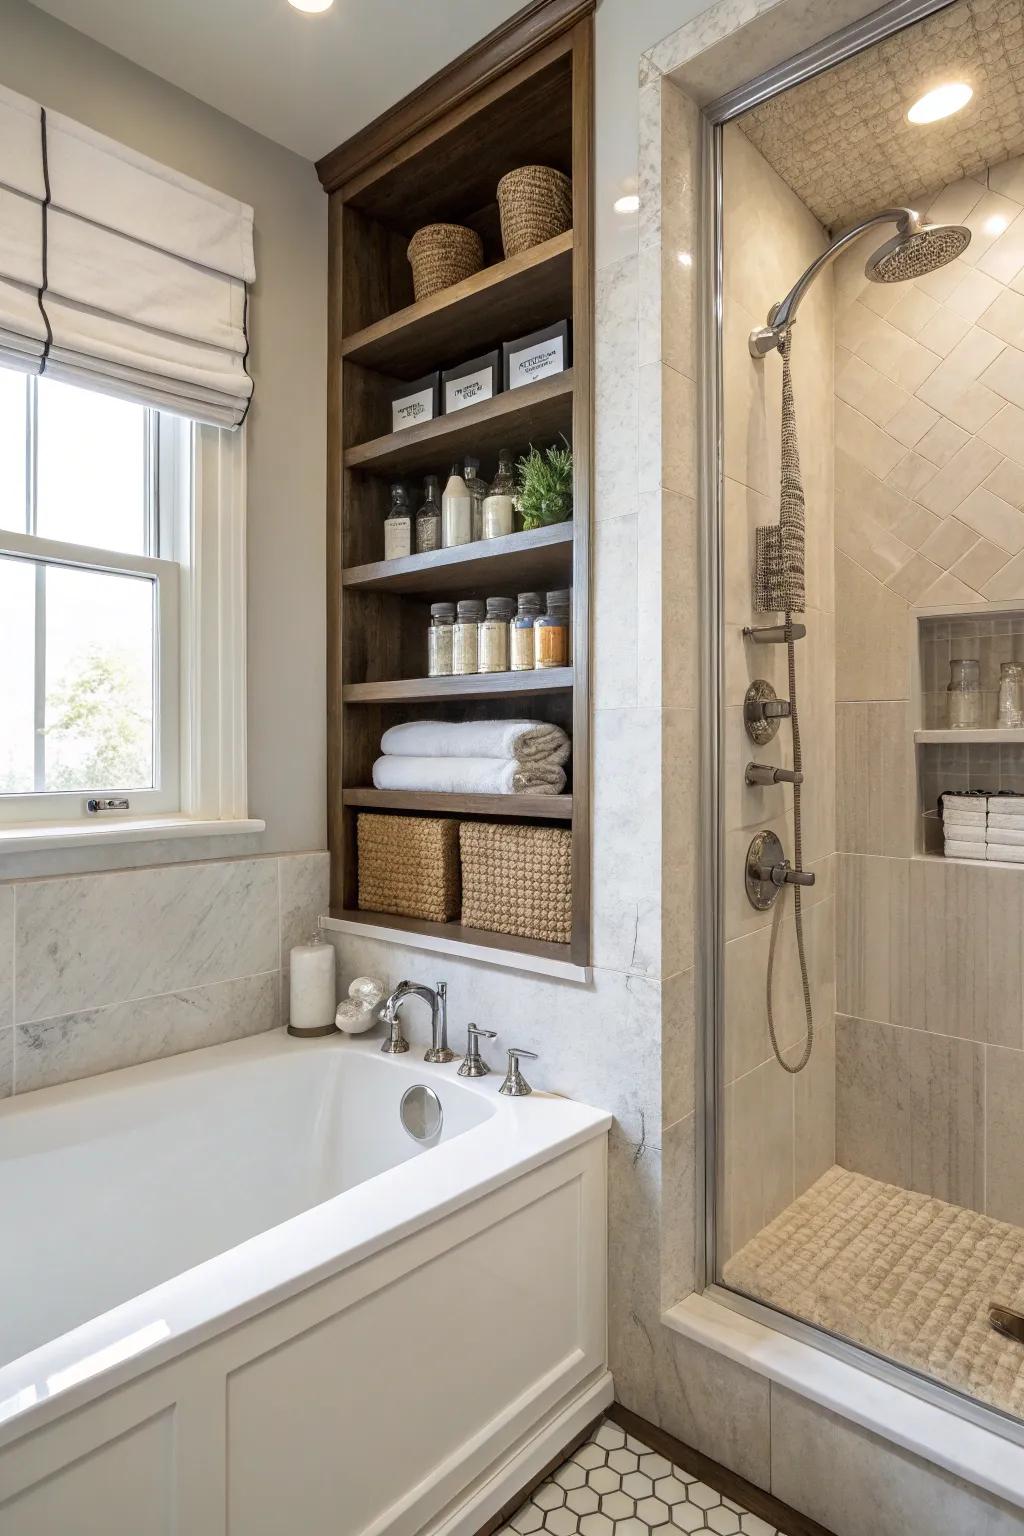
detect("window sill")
(0, 816), (266, 856)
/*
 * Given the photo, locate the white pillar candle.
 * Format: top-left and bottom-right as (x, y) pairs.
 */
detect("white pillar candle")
(289, 935), (336, 1035)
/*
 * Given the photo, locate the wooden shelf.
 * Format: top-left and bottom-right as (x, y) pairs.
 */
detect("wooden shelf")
(342, 521), (572, 594)
(344, 370), (573, 474)
(324, 907), (576, 971)
(342, 667), (573, 704)
(341, 232), (573, 380)
(343, 788), (572, 819)
(915, 728), (1024, 744)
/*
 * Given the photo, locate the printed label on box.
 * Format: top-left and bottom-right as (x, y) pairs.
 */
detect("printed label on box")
(392, 388), (435, 431)
(507, 334), (565, 389)
(445, 367), (494, 413)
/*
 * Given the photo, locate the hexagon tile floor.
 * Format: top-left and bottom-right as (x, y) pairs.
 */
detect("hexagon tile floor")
(498, 1419), (785, 1536)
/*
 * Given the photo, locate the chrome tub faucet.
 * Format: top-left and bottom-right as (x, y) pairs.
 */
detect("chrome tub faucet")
(380, 980), (456, 1064)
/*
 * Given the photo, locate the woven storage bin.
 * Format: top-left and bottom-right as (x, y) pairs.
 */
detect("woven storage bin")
(497, 166), (572, 258)
(460, 822), (572, 945)
(407, 223), (484, 301)
(357, 813), (459, 923)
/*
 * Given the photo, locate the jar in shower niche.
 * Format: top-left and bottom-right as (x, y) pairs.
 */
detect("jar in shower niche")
(510, 591), (542, 671)
(479, 596), (515, 672)
(534, 589), (570, 669)
(947, 658), (982, 729)
(483, 449), (516, 539)
(453, 598), (484, 675)
(427, 602), (455, 677)
(998, 661), (1024, 728)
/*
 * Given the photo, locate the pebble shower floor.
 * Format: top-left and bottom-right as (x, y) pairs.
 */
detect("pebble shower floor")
(498, 1419), (786, 1536)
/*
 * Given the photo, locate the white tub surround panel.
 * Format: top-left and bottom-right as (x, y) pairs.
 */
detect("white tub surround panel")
(0, 1033), (610, 1536)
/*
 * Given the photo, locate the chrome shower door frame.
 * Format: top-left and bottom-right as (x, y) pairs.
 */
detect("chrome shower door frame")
(695, 0), (1024, 1447)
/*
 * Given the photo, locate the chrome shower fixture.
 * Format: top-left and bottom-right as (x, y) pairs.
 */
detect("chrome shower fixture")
(748, 207), (971, 357)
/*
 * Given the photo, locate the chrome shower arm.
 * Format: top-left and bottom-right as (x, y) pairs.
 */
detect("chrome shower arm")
(749, 207), (920, 357)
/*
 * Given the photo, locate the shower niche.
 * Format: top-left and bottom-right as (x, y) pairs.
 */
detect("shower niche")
(913, 603), (1024, 854)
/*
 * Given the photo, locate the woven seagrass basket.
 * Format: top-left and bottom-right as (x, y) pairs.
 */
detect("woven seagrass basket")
(357, 813), (460, 923)
(407, 223), (484, 301)
(460, 821), (572, 945)
(497, 166), (572, 258)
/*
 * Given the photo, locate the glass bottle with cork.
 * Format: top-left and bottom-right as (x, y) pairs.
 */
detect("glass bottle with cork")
(482, 450), (516, 539)
(383, 482), (412, 560)
(510, 592), (542, 672)
(534, 589), (571, 670)
(442, 463), (472, 548)
(463, 458), (488, 542)
(415, 475), (442, 554)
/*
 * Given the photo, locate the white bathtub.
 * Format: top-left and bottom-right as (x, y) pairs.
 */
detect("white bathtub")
(0, 1030), (611, 1536)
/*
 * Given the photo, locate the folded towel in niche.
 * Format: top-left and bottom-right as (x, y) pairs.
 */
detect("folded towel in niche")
(984, 824), (1024, 845)
(987, 795), (1024, 816)
(944, 823), (986, 843)
(381, 719), (570, 766)
(942, 809), (987, 827)
(371, 755), (566, 796)
(989, 813), (1024, 833)
(986, 843), (1024, 863)
(944, 839), (987, 859)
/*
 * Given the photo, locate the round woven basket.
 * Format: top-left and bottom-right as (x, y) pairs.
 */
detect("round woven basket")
(497, 166), (572, 258)
(407, 223), (484, 301)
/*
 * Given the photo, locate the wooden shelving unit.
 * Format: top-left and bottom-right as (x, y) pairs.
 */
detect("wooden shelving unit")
(319, 0), (593, 966)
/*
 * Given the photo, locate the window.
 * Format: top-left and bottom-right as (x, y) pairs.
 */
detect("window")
(0, 371), (186, 827)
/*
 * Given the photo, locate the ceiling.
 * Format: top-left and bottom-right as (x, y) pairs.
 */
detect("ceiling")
(29, 0), (527, 162)
(738, 0), (1024, 231)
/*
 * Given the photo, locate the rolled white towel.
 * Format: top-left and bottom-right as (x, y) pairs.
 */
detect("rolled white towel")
(986, 843), (1024, 863)
(944, 839), (987, 859)
(989, 813), (1024, 832)
(944, 823), (986, 843)
(372, 754), (566, 796)
(983, 824), (1024, 845)
(987, 795), (1024, 816)
(381, 719), (570, 766)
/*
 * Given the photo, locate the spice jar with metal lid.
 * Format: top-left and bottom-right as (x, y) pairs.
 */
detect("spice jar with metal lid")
(427, 602), (455, 677)
(453, 599), (485, 675)
(479, 596), (515, 673)
(534, 589), (570, 669)
(510, 591), (542, 671)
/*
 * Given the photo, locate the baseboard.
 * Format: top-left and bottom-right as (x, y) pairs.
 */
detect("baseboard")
(425, 1371), (615, 1536)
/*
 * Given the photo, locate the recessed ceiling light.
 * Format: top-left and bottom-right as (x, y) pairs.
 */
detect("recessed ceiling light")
(907, 82), (973, 124)
(288, 0), (333, 12)
(614, 194), (639, 215)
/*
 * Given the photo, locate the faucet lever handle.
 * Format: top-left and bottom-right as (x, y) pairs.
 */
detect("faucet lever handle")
(499, 1047), (538, 1097)
(458, 1022), (498, 1078)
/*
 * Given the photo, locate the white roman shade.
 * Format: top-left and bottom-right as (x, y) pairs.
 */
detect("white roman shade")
(0, 83), (254, 428)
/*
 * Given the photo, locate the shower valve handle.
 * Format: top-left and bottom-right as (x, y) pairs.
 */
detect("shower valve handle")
(745, 762), (803, 787)
(752, 860), (816, 889)
(745, 696), (791, 723)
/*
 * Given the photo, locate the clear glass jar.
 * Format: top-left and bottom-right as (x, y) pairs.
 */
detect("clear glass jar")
(947, 658), (982, 729)
(427, 602), (455, 677)
(441, 465), (472, 548)
(383, 481), (412, 560)
(479, 596), (514, 672)
(510, 591), (542, 671)
(998, 661), (1024, 728)
(453, 599), (484, 675)
(415, 475), (442, 554)
(463, 458), (488, 542)
(483, 449), (516, 539)
(534, 589), (570, 670)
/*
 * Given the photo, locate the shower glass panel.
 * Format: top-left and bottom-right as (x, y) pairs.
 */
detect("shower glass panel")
(713, 0), (1024, 1433)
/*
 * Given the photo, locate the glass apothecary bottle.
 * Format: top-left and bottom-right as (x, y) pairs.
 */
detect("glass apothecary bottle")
(427, 602), (455, 677)
(383, 482), (412, 561)
(998, 661), (1024, 728)
(947, 658), (982, 729)
(453, 599), (484, 675)
(510, 591), (542, 671)
(479, 596), (515, 673)
(482, 450), (516, 540)
(534, 589), (571, 670)
(415, 475), (442, 554)
(442, 464), (472, 548)
(463, 458), (488, 542)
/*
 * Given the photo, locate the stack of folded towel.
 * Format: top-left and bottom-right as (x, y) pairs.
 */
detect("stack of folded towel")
(372, 719), (571, 796)
(941, 792), (1024, 862)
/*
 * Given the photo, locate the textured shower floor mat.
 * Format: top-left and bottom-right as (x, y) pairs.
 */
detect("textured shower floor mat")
(723, 1165), (1024, 1419)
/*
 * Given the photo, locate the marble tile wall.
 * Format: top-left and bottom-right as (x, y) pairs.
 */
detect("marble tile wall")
(0, 852), (329, 1096)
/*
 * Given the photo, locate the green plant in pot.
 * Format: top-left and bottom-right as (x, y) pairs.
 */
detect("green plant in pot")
(516, 439), (573, 530)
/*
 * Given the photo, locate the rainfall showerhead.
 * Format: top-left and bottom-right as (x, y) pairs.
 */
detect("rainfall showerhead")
(749, 206), (972, 357)
(865, 221), (971, 283)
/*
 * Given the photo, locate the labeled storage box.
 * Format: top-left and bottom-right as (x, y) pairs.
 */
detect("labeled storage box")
(391, 372), (440, 433)
(442, 351), (501, 414)
(459, 821), (572, 944)
(357, 813), (459, 922)
(503, 320), (570, 391)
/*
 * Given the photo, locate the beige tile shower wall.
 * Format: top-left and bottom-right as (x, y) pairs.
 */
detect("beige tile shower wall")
(0, 853), (329, 1096)
(720, 125), (837, 1262)
(833, 161), (1024, 1214)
